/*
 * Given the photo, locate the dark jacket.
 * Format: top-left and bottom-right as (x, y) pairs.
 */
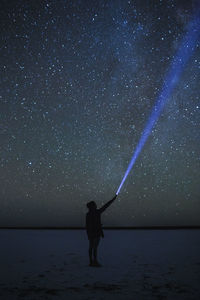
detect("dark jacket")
(86, 209), (103, 239)
(86, 197), (116, 240)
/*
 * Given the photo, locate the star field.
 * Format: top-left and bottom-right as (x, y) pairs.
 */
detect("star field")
(0, 0), (199, 227)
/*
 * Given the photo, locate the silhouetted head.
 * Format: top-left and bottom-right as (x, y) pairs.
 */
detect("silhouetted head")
(87, 201), (97, 211)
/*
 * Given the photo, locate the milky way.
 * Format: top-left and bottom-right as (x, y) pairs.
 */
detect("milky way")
(0, 0), (199, 227)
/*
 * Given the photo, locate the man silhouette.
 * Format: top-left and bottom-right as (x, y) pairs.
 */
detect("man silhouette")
(86, 194), (117, 267)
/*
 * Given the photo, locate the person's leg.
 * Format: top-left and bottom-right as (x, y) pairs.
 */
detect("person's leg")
(93, 237), (101, 266)
(89, 239), (94, 265)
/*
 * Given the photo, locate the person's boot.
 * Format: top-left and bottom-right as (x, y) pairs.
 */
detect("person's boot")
(89, 259), (94, 266)
(93, 260), (102, 267)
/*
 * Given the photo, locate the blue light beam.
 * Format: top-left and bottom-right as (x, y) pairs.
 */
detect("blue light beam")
(116, 10), (200, 195)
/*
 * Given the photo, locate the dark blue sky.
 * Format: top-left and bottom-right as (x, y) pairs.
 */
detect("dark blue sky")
(0, 0), (199, 227)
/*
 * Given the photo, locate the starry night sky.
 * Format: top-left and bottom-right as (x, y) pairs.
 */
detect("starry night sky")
(0, 0), (199, 227)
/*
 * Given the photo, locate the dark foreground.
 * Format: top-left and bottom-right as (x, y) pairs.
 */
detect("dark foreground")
(0, 229), (200, 299)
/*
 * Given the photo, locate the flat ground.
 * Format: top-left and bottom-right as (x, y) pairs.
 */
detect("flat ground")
(0, 229), (200, 299)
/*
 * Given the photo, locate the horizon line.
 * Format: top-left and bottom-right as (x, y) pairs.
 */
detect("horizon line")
(0, 225), (200, 230)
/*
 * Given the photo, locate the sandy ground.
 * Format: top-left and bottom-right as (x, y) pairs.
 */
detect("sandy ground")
(0, 229), (200, 299)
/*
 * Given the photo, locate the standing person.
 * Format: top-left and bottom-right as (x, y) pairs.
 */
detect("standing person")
(86, 194), (117, 267)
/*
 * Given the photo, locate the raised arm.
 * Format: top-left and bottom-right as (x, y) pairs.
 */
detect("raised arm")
(99, 195), (117, 214)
